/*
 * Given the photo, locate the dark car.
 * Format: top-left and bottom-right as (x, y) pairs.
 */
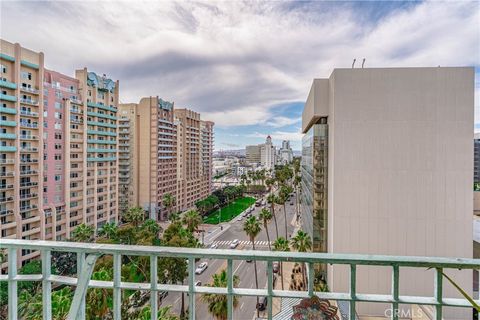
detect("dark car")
(256, 297), (268, 311)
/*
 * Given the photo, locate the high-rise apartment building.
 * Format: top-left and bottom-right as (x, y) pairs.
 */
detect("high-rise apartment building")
(301, 67), (473, 318)
(43, 69), (82, 241)
(118, 104), (139, 213)
(1, 39), (45, 265)
(277, 139), (293, 165)
(245, 145), (261, 165)
(75, 69), (119, 230)
(175, 108), (214, 212)
(260, 135), (275, 170)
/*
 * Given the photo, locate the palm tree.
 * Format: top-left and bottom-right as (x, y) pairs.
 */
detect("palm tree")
(201, 269), (240, 320)
(141, 219), (161, 238)
(273, 237), (290, 290)
(182, 210), (202, 233)
(169, 212), (180, 223)
(293, 175), (301, 217)
(71, 223), (94, 242)
(123, 207), (145, 227)
(162, 193), (175, 220)
(243, 215), (261, 317)
(275, 192), (287, 238)
(97, 222), (118, 240)
(258, 208), (272, 250)
(290, 230), (312, 290)
(267, 193), (279, 239)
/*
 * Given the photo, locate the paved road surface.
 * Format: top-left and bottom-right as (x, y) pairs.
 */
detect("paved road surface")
(160, 194), (298, 319)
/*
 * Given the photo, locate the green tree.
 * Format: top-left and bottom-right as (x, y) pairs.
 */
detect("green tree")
(182, 210), (202, 233)
(267, 193), (279, 239)
(71, 223), (94, 242)
(279, 185), (293, 238)
(138, 305), (179, 320)
(290, 230), (312, 289)
(258, 208), (272, 250)
(98, 222), (118, 240)
(141, 219), (161, 239)
(201, 269), (240, 320)
(162, 193), (176, 219)
(243, 215), (261, 317)
(273, 237), (290, 290)
(123, 207), (145, 227)
(19, 287), (72, 320)
(87, 268), (113, 319)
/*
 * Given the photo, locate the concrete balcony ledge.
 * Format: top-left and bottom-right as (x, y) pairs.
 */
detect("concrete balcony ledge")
(0, 239), (478, 320)
(0, 93), (17, 102)
(0, 79), (17, 90)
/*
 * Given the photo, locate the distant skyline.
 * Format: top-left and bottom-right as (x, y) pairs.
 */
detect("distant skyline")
(1, 1), (478, 150)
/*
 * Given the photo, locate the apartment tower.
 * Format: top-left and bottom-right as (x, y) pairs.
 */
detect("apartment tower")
(175, 109), (214, 211)
(0, 39), (44, 266)
(118, 104), (139, 213)
(301, 67), (473, 318)
(76, 69), (119, 230)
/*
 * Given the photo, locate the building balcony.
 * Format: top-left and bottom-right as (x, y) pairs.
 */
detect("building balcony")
(20, 204), (38, 213)
(0, 132), (16, 139)
(20, 181), (38, 188)
(0, 146), (17, 152)
(118, 123), (129, 128)
(0, 120), (16, 127)
(87, 130), (117, 137)
(20, 170), (38, 175)
(87, 139), (116, 145)
(87, 111), (116, 120)
(0, 195), (14, 203)
(0, 171), (14, 177)
(87, 120), (116, 129)
(0, 209), (13, 216)
(0, 93), (17, 102)
(87, 148), (117, 153)
(20, 192), (38, 200)
(20, 86), (40, 94)
(0, 79), (17, 90)
(0, 159), (14, 164)
(119, 155), (130, 160)
(20, 158), (39, 163)
(20, 110), (39, 117)
(20, 134), (38, 140)
(19, 122), (39, 129)
(87, 101), (117, 113)
(0, 239), (477, 320)
(70, 98), (83, 105)
(0, 183), (14, 190)
(20, 146), (39, 152)
(0, 106), (17, 115)
(87, 156), (117, 162)
(70, 107), (83, 114)
(19, 98), (39, 106)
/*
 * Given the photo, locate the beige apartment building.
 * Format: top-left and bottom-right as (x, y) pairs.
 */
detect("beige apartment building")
(245, 144), (261, 164)
(301, 67), (474, 319)
(0, 40), (45, 265)
(175, 109), (214, 212)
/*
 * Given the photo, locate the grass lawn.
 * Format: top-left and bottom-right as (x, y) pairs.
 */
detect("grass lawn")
(203, 197), (256, 224)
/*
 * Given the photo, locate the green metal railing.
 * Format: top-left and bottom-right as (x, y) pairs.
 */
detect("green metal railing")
(0, 239), (477, 320)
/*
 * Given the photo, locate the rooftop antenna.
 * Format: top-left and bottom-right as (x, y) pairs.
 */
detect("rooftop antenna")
(352, 58), (356, 68)
(362, 58), (365, 68)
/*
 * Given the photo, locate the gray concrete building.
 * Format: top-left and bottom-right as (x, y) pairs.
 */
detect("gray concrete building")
(301, 67), (474, 319)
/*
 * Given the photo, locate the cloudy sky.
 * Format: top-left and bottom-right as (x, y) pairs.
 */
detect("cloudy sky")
(1, 1), (479, 150)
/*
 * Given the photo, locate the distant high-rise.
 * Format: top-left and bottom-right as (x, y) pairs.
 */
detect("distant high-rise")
(301, 67), (474, 318)
(260, 135), (275, 170)
(278, 139), (293, 164)
(245, 145), (261, 165)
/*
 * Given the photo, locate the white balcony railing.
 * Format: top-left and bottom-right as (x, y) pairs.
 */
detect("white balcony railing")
(0, 239), (478, 320)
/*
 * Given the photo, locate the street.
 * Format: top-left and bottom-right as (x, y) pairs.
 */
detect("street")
(160, 194), (298, 319)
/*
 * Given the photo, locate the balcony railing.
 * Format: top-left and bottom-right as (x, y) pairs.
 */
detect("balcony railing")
(0, 239), (478, 320)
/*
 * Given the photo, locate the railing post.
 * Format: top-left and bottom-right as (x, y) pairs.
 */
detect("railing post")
(434, 268), (443, 320)
(7, 248), (17, 320)
(267, 260), (273, 320)
(391, 265), (399, 320)
(150, 256), (158, 320)
(308, 262), (314, 296)
(350, 264), (356, 320)
(227, 259), (233, 320)
(42, 250), (52, 320)
(76, 252), (86, 320)
(113, 253), (122, 320)
(68, 254), (99, 320)
(188, 257), (196, 320)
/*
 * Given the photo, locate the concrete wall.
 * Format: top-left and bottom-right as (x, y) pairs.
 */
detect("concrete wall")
(305, 67), (474, 319)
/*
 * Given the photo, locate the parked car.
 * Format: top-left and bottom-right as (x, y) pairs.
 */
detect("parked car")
(195, 281), (202, 286)
(246, 258), (253, 263)
(290, 202), (294, 205)
(230, 239), (240, 249)
(209, 243), (217, 249)
(256, 297), (268, 311)
(195, 262), (208, 274)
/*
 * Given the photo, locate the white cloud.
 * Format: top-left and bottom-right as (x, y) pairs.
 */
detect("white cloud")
(247, 130), (303, 142)
(1, 1), (478, 129)
(265, 116), (301, 128)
